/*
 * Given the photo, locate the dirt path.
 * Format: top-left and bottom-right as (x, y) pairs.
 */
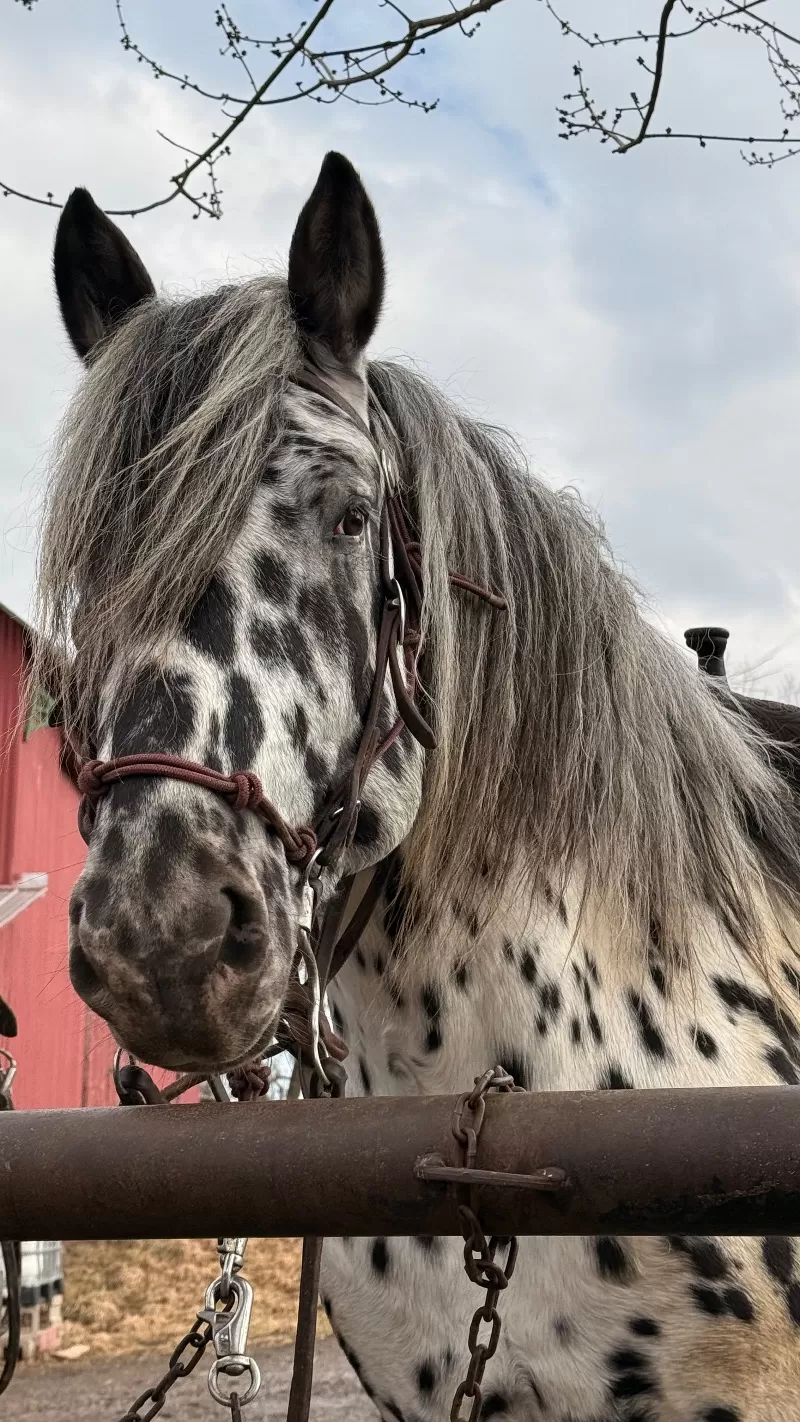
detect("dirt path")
(7, 1336), (376, 1421)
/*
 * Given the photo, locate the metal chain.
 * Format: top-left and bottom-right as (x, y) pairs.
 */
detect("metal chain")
(450, 1066), (525, 1422)
(117, 1320), (214, 1422)
(113, 1068), (262, 1421)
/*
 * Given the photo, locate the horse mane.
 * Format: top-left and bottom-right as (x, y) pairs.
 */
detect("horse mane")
(368, 360), (800, 970)
(33, 270), (800, 972)
(33, 276), (301, 742)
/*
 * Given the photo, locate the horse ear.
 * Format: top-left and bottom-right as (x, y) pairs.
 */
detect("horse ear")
(53, 188), (155, 360)
(288, 152), (385, 366)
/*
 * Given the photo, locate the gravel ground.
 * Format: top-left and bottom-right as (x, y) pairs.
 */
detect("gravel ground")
(7, 1336), (376, 1421)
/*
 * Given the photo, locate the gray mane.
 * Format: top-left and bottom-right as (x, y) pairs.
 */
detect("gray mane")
(369, 361), (800, 969)
(34, 274), (800, 970)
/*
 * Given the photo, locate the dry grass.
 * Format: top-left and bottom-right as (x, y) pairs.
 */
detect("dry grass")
(61, 1238), (330, 1356)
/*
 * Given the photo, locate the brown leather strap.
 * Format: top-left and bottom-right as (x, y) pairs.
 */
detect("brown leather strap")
(327, 858), (396, 984)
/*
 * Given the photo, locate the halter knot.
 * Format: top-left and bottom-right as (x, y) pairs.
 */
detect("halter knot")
(230, 770), (263, 813)
(285, 826), (318, 869)
(76, 759), (106, 799)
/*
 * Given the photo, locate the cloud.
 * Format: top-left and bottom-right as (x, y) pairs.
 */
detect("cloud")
(1, 0), (799, 691)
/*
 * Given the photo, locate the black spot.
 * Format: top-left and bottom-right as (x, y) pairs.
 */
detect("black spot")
(762, 1235), (795, 1285)
(609, 1348), (648, 1371)
(536, 1014), (548, 1036)
(584, 951), (601, 986)
(629, 1317), (660, 1337)
(702, 1411), (740, 1422)
(713, 976), (800, 1066)
(539, 982), (562, 1017)
(600, 1065), (634, 1090)
(766, 1046), (799, 1084)
(480, 1395), (508, 1418)
(596, 1237), (633, 1282)
(249, 616), (318, 686)
(416, 1236), (440, 1255)
(787, 1280), (800, 1324)
(691, 1286), (726, 1316)
(692, 1028), (718, 1060)
(253, 548), (293, 603)
(359, 1056), (372, 1095)
(112, 669), (197, 757)
(371, 1238), (389, 1275)
(627, 991), (667, 1059)
(553, 1316), (573, 1344)
(355, 948), (367, 971)
(668, 1237), (729, 1281)
(570, 1017), (582, 1045)
(723, 1287), (754, 1321)
(224, 673), (264, 768)
(781, 960), (800, 998)
(649, 962), (666, 997)
(421, 985), (443, 1052)
(494, 1049), (531, 1090)
(588, 1010), (603, 1044)
(298, 582), (345, 645)
(454, 962), (469, 991)
(610, 1373), (658, 1400)
(185, 575), (236, 665)
(416, 1362), (436, 1395)
(558, 897), (568, 927)
(352, 802), (382, 850)
(321, 1295), (332, 1317)
(502, 938), (515, 962)
(286, 703), (309, 751)
(520, 949), (537, 984)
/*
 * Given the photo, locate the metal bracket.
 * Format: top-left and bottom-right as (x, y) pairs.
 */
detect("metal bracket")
(414, 1153), (570, 1194)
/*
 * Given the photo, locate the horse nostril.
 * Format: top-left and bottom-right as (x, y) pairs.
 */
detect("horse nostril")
(217, 889), (266, 972)
(69, 939), (102, 997)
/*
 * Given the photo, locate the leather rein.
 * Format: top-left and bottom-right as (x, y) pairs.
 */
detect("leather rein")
(73, 369), (505, 1422)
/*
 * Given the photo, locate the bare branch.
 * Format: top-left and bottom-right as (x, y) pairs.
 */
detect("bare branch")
(2, 0), (507, 218)
(547, 0), (800, 168)
(9, 0), (800, 217)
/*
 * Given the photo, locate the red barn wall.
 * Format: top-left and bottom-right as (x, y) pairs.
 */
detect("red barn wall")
(0, 609), (196, 1108)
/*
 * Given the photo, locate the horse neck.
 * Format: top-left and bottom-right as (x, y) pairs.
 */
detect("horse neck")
(331, 857), (800, 1099)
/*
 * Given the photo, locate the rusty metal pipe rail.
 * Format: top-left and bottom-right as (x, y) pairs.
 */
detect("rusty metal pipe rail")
(0, 1086), (798, 1239)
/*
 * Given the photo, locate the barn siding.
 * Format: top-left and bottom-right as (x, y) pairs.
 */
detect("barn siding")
(0, 607), (197, 1107)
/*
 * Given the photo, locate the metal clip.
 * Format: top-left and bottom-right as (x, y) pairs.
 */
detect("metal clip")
(217, 1237), (247, 1300)
(199, 1274), (262, 1410)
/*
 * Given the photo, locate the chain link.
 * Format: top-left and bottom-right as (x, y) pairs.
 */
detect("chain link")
(449, 1066), (525, 1422)
(117, 1320), (213, 1422)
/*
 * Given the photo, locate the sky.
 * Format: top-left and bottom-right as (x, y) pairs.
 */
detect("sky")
(2, 0), (800, 694)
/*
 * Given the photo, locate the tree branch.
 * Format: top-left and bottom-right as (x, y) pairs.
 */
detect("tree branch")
(2, 0), (507, 218)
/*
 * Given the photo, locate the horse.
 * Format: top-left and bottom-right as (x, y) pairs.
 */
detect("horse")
(37, 151), (800, 1421)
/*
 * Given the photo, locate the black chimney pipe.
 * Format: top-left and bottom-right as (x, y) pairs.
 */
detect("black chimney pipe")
(684, 626), (729, 680)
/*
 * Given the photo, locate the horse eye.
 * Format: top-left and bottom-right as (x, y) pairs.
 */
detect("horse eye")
(334, 507), (366, 538)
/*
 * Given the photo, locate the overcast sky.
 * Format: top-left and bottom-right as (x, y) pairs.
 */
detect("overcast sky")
(2, 0), (800, 693)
